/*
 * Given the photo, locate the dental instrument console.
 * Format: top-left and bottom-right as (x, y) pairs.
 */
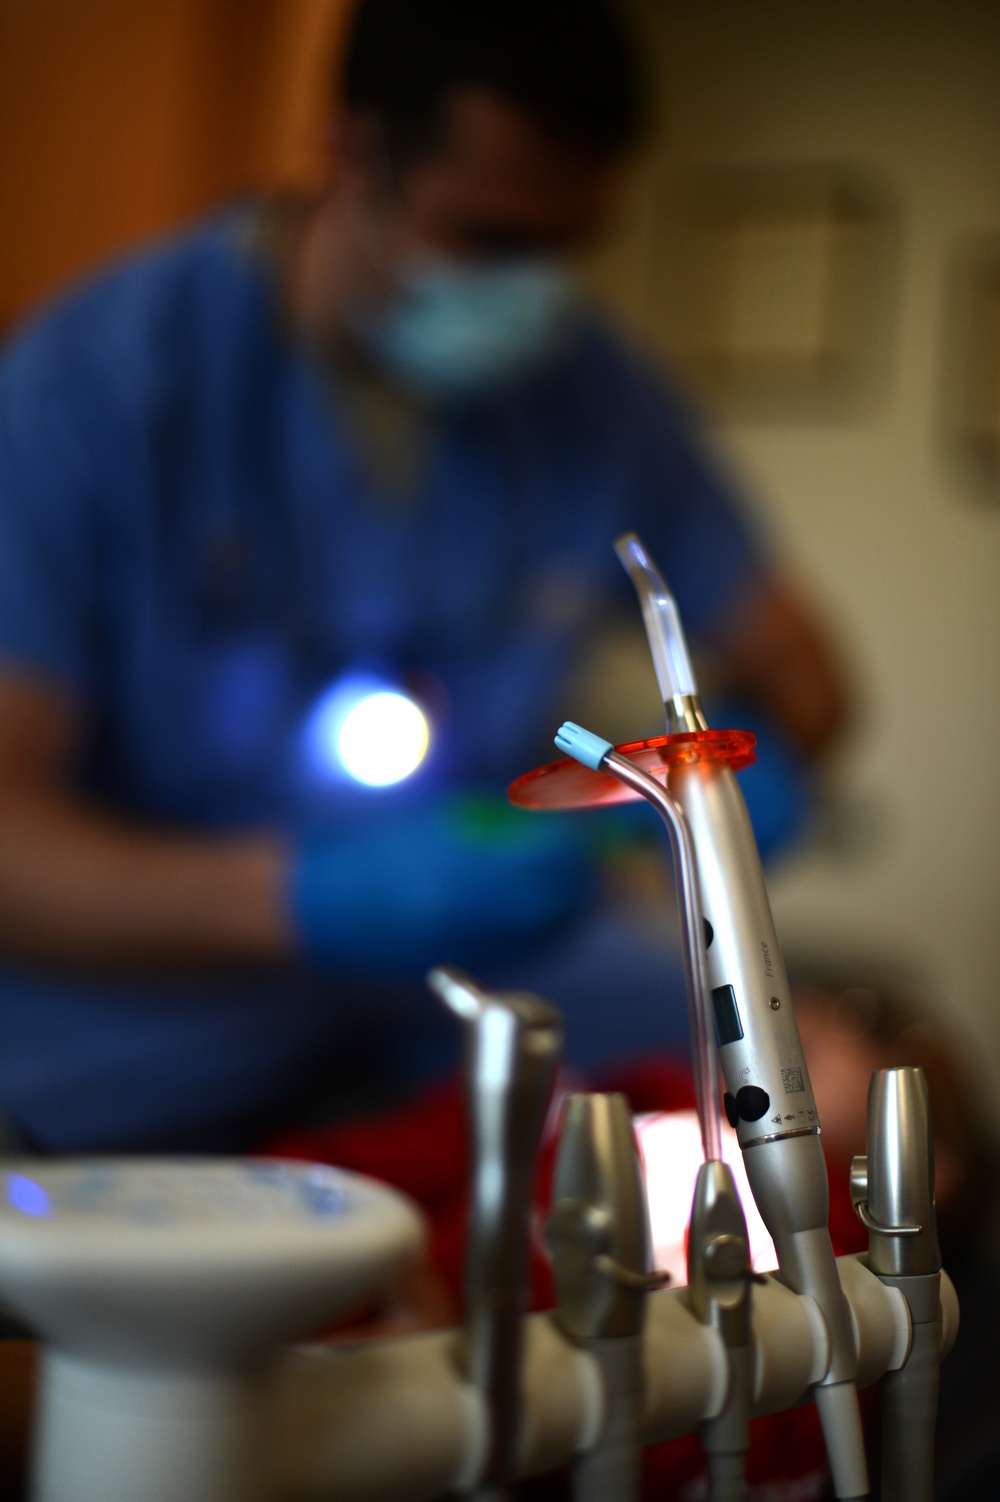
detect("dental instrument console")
(0, 535), (955, 1502)
(510, 532), (952, 1501)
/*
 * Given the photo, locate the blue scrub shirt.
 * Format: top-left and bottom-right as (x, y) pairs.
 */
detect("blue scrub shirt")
(0, 209), (766, 1151)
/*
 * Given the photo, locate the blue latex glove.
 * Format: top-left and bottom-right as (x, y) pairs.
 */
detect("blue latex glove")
(290, 794), (595, 978)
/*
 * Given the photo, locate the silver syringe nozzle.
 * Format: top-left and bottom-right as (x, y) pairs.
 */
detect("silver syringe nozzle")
(862, 1066), (941, 1279)
(855, 1067), (943, 1502)
(428, 966), (563, 1496)
(428, 965), (561, 1034)
(613, 534), (707, 734)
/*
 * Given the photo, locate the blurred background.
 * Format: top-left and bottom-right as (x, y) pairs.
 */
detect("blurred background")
(1, 0), (999, 1124)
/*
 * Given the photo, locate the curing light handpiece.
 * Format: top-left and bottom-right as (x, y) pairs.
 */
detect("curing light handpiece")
(611, 534), (868, 1500)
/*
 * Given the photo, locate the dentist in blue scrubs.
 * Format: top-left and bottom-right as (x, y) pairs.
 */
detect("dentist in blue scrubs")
(0, 0), (847, 1152)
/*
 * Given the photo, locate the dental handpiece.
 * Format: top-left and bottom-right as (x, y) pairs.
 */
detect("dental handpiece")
(850, 1067), (943, 1502)
(428, 966), (563, 1500)
(612, 534), (869, 1501)
(546, 1092), (656, 1502)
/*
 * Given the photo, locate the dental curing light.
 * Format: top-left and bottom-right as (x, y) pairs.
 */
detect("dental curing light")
(510, 536), (869, 1501)
(615, 533), (866, 1502)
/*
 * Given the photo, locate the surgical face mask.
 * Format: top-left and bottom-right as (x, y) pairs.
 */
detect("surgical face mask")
(353, 255), (577, 404)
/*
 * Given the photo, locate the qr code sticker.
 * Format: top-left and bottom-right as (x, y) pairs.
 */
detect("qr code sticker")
(781, 1067), (804, 1095)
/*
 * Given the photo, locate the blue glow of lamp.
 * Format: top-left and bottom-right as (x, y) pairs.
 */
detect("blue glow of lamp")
(306, 676), (431, 788)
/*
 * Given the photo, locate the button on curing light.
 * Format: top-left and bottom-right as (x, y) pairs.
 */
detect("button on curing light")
(307, 677), (431, 787)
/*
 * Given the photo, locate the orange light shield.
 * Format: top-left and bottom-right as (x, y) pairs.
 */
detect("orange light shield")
(508, 729), (757, 811)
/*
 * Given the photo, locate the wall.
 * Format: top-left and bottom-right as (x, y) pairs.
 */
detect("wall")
(590, 0), (1000, 1109)
(0, 0), (347, 331)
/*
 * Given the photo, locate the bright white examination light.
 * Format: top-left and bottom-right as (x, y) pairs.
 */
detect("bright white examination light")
(305, 677), (432, 787)
(336, 690), (430, 786)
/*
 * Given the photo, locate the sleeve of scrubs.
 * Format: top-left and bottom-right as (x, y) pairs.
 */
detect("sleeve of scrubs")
(0, 346), (99, 694)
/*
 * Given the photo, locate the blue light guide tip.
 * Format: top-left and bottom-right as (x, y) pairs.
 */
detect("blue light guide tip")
(554, 722), (614, 771)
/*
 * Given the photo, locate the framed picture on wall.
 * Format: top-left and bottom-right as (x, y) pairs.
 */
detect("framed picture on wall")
(943, 236), (1000, 503)
(652, 162), (900, 421)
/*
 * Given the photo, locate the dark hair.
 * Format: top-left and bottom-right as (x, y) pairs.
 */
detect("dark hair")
(340, 0), (644, 166)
